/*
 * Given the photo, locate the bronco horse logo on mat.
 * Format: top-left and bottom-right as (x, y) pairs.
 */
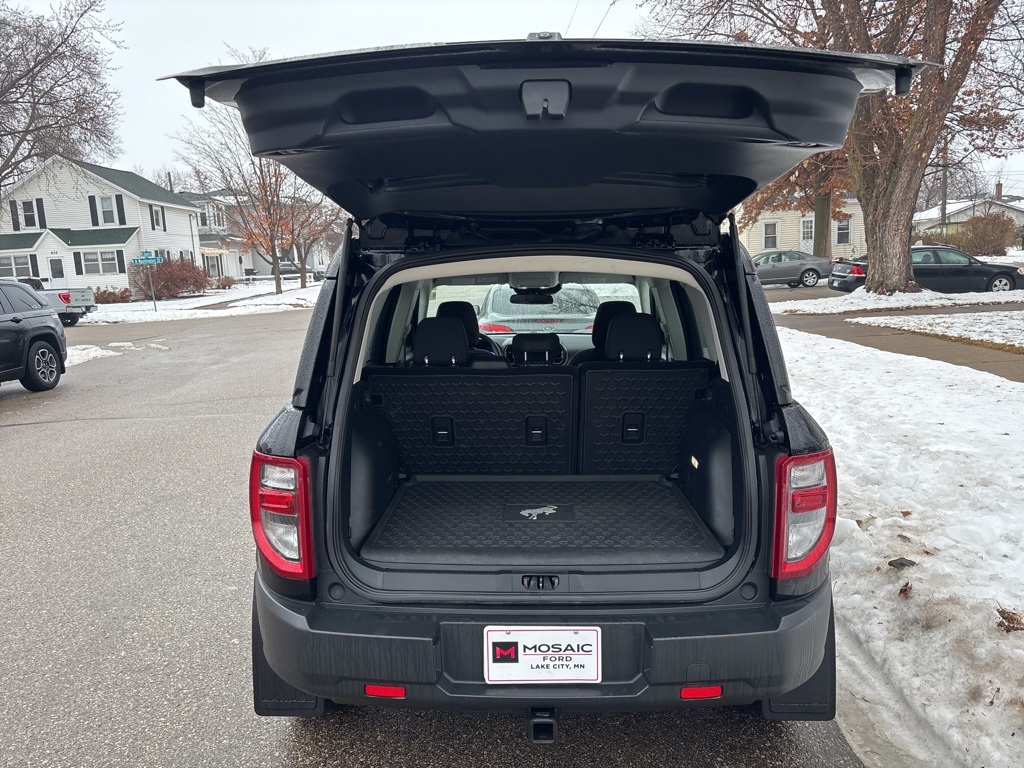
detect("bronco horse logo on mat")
(520, 505), (558, 520)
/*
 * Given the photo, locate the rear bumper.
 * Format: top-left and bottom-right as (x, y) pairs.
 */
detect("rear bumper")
(828, 274), (863, 292)
(254, 575), (833, 713)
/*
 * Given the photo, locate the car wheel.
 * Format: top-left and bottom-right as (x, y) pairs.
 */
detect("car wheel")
(987, 274), (1014, 292)
(800, 270), (820, 287)
(786, 281), (801, 288)
(20, 341), (62, 392)
(60, 313), (80, 327)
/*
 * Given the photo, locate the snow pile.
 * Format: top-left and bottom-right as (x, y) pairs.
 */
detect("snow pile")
(850, 310), (1024, 349)
(228, 285), (321, 308)
(64, 345), (122, 366)
(78, 283), (322, 324)
(779, 329), (1024, 767)
(774, 286), (1024, 315)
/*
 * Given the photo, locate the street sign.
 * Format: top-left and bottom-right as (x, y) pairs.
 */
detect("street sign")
(141, 250), (153, 257)
(132, 257), (164, 265)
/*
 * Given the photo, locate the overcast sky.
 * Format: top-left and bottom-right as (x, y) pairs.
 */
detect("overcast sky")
(27, 0), (1024, 195)
(91, 0), (645, 175)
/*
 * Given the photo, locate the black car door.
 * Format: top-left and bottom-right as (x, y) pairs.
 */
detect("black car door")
(0, 286), (28, 376)
(910, 249), (944, 290)
(933, 248), (980, 292)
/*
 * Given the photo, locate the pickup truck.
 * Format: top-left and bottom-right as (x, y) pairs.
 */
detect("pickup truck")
(9, 277), (97, 326)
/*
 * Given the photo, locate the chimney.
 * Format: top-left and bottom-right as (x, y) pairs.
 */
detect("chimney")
(995, 181), (1003, 200)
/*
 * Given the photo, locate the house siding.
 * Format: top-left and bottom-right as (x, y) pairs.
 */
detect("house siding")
(739, 199), (868, 260)
(913, 200), (1024, 234)
(1, 158), (199, 293)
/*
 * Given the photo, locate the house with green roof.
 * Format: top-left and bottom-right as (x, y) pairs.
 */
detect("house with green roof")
(0, 156), (200, 293)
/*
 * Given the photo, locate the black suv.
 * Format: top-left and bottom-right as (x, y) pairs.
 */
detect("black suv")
(0, 279), (67, 392)
(173, 37), (920, 740)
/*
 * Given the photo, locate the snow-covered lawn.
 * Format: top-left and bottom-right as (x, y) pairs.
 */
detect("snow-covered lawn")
(774, 286), (1024, 315)
(779, 329), (1024, 768)
(849, 310), (1024, 350)
(978, 254), (1024, 267)
(78, 281), (321, 324)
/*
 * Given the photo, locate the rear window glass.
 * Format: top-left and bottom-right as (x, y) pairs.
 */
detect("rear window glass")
(428, 281), (641, 334)
(1, 284), (44, 311)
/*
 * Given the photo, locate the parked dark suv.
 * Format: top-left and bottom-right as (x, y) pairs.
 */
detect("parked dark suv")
(0, 279), (67, 392)
(172, 36), (920, 740)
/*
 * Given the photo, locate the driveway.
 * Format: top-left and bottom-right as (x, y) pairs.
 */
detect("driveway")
(0, 311), (862, 768)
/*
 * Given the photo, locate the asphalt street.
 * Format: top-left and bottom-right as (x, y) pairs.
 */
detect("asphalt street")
(0, 309), (863, 768)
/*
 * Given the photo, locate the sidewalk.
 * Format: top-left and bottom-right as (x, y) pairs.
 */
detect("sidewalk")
(772, 299), (1024, 382)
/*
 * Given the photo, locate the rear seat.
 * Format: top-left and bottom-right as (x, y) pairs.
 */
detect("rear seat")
(362, 314), (714, 477)
(578, 313), (715, 474)
(363, 317), (576, 475)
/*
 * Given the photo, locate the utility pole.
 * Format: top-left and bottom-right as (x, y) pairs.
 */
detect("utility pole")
(939, 138), (948, 237)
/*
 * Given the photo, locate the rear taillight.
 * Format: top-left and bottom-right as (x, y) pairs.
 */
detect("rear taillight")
(249, 452), (313, 579)
(478, 322), (513, 333)
(772, 449), (837, 579)
(57, 292), (71, 304)
(849, 265), (865, 276)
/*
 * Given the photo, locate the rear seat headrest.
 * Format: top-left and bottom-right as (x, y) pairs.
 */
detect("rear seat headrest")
(604, 313), (663, 362)
(412, 316), (470, 366)
(591, 301), (636, 348)
(436, 301), (480, 345)
(509, 333), (561, 366)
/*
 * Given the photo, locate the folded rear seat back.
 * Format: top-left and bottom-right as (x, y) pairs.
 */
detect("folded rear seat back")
(579, 313), (716, 475)
(362, 366), (577, 475)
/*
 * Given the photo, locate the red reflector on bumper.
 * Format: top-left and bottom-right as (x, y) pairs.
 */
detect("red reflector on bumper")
(364, 684), (406, 698)
(680, 685), (722, 700)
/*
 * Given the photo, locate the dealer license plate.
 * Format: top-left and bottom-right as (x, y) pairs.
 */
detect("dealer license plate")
(483, 625), (602, 684)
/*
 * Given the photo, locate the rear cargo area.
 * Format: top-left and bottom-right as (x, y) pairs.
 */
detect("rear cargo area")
(360, 476), (724, 566)
(345, 358), (743, 575)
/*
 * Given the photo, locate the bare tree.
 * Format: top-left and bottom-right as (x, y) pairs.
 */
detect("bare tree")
(132, 164), (197, 193)
(0, 0), (122, 195)
(916, 145), (989, 211)
(641, 0), (1024, 293)
(176, 100), (293, 294)
(281, 188), (346, 289)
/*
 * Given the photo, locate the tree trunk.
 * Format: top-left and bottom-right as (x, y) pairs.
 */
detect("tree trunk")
(271, 241), (282, 295)
(297, 243), (307, 289)
(812, 192), (832, 260)
(862, 194), (917, 294)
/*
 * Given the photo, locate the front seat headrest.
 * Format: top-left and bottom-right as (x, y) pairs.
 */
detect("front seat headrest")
(436, 301), (480, 345)
(412, 316), (469, 366)
(509, 333), (561, 366)
(591, 301), (636, 349)
(604, 314), (663, 362)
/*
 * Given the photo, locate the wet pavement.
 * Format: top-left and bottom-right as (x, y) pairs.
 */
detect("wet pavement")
(0, 310), (862, 768)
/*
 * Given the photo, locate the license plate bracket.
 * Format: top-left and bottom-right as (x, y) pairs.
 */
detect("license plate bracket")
(483, 625), (602, 684)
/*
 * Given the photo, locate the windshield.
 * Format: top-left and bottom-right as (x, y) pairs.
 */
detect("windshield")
(427, 281), (641, 334)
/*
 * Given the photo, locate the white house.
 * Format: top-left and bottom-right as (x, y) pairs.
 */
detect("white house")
(738, 196), (867, 260)
(0, 157), (200, 292)
(912, 198), (1024, 235)
(179, 189), (335, 279)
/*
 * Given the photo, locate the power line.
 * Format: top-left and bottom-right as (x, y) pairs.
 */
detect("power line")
(565, 0), (582, 36)
(655, 8), (682, 39)
(593, 0), (618, 37)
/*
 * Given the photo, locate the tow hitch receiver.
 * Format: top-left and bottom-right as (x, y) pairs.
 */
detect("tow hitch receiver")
(527, 708), (558, 744)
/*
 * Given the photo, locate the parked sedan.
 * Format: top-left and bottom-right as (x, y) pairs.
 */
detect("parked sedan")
(828, 245), (1023, 292)
(752, 250), (832, 287)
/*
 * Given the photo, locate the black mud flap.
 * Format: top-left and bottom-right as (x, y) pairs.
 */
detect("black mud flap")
(252, 596), (324, 717)
(761, 603), (836, 721)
